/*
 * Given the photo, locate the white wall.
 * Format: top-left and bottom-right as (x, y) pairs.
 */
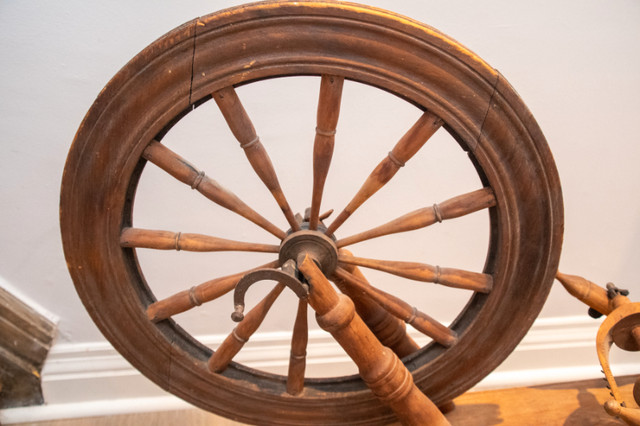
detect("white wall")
(1, 0), (639, 421)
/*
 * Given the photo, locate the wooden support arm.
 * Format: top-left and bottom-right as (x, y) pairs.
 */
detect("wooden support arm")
(298, 254), (450, 426)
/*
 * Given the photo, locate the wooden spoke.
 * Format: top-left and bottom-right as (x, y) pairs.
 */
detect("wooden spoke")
(143, 141), (285, 240)
(287, 299), (308, 395)
(326, 111), (443, 235)
(334, 252), (419, 357)
(213, 86), (300, 231)
(146, 260), (279, 322)
(121, 227), (279, 253)
(208, 282), (285, 373)
(333, 267), (457, 347)
(338, 187), (496, 247)
(339, 254), (493, 293)
(309, 75), (344, 230)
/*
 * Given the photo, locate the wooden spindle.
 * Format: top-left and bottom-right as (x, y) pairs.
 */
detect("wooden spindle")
(213, 87), (300, 231)
(287, 299), (308, 395)
(333, 267), (457, 347)
(309, 75), (344, 230)
(338, 187), (495, 247)
(121, 228), (279, 253)
(146, 260), (279, 322)
(208, 282), (285, 373)
(298, 255), (450, 426)
(334, 254), (420, 357)
(555, 272), (613, 316)
(339, 254), (492, 293)
(327, 112), (442, 235)
(142, 141), (285, 240)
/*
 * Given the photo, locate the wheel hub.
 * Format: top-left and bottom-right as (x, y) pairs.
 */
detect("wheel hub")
(279, 229), (338, 276)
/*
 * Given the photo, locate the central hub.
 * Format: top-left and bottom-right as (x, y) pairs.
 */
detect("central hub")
(279, 230), (338, 276)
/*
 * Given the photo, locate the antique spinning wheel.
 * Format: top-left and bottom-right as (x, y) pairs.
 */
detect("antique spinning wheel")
(60, 1), (563, 424)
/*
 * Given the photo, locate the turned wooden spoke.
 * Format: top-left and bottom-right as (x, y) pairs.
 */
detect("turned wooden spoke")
(333, 267), (457, 347)
(327, 111), (443, 235)
(120, 227), (279, 253)
(287, 299), (308, 395)
(213, 86), (300, 231)
(208, 282), (285, 373)
(143, 141), (285, 240)
(338, 187), (496, 247)
(334, 253), (419, 357)
(146, 260), (279, 322)
(339, 254), (492, 293)
(309, 75), (344, 230)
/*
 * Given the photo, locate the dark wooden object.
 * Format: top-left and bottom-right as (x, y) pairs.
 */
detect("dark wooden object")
(60, 1), (563, 424)
(0, 287), (56, 408)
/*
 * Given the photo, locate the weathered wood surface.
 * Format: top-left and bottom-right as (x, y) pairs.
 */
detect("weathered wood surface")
(213, 86), (300, 231)
(286, 299), (309, 395)
(0, 287), (56, 408)
(143, 140), (285, 239)
(338, 187), (495, 247)
(208, 283), (285, 373)
(120, 228), (279, 253)
(334, 267), (458, 347)
(146, 260), (280, 322)
(299, 255), (450, 426)
(334, 253), (420, 358)
(327, 112), (442, 235)
(309, 75), (344, 230)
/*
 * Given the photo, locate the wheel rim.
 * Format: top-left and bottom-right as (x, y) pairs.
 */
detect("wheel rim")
(60, 2), (563, 424)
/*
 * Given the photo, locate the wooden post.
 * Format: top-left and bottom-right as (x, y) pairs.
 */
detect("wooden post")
(298, 254), (450, 426)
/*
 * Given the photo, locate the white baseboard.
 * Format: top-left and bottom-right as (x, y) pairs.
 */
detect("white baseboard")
(1, 315), (637, 424)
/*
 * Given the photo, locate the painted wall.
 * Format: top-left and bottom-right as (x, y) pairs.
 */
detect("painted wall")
(1, 0), (639, 420)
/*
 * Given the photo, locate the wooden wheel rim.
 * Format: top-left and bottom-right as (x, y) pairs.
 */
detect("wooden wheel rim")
(60, 2), (563, 424)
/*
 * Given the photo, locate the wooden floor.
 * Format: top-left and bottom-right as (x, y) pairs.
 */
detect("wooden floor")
(13, 376), (638, 425)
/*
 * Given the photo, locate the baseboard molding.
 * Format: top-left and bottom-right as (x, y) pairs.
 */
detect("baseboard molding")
(1, 315), (637, 424)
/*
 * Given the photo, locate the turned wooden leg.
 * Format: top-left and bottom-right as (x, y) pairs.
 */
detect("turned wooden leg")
(298, 254), (450, 426)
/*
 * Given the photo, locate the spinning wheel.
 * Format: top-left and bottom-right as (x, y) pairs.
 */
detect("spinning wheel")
(60, 1), (563, 424)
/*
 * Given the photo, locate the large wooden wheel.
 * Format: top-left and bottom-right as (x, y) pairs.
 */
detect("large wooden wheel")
(60, 1), (563, 425)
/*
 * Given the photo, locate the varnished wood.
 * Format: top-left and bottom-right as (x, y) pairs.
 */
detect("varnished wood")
(143, 141), (285, 240)
(146, 260), (279, 322)
(298, 255), (450, 426)
(61, 1), (564, 422)
(309, 75), (344, 230)
(213, 86), (300, 231)
(333, 267), (458, 347)
(339, 254), (492, 293)
(556, 272), (614, 316)
(338, 187), (495, 247)
(334, 252), (419, 357)
(327, 111), (442, 235)
(208, 283), (285, 373)
(287, 299), (309, 395)
(120, 228), (279, 253)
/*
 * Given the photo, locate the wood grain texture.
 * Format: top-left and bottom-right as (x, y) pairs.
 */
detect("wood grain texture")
(286, 299), (309, 395)
(327, 111), (442, 235)
(143, 141), (285, 240)
(333, 267), (457, 347)
(120, 228), (279, 253)
(338, 187), (495, 247)
(334, 253), (419, 358)
(556, 272), (613, 316)
(208, 283), (285, 373)
(309, 75), (344, 230)
(339, 254), (492, 293)
(298, 255), (450, 426)
(146, 260), (279, 322)
(213, 86), (300, 231)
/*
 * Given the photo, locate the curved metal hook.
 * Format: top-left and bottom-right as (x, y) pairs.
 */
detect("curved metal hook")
(232, 259), (309, 322)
